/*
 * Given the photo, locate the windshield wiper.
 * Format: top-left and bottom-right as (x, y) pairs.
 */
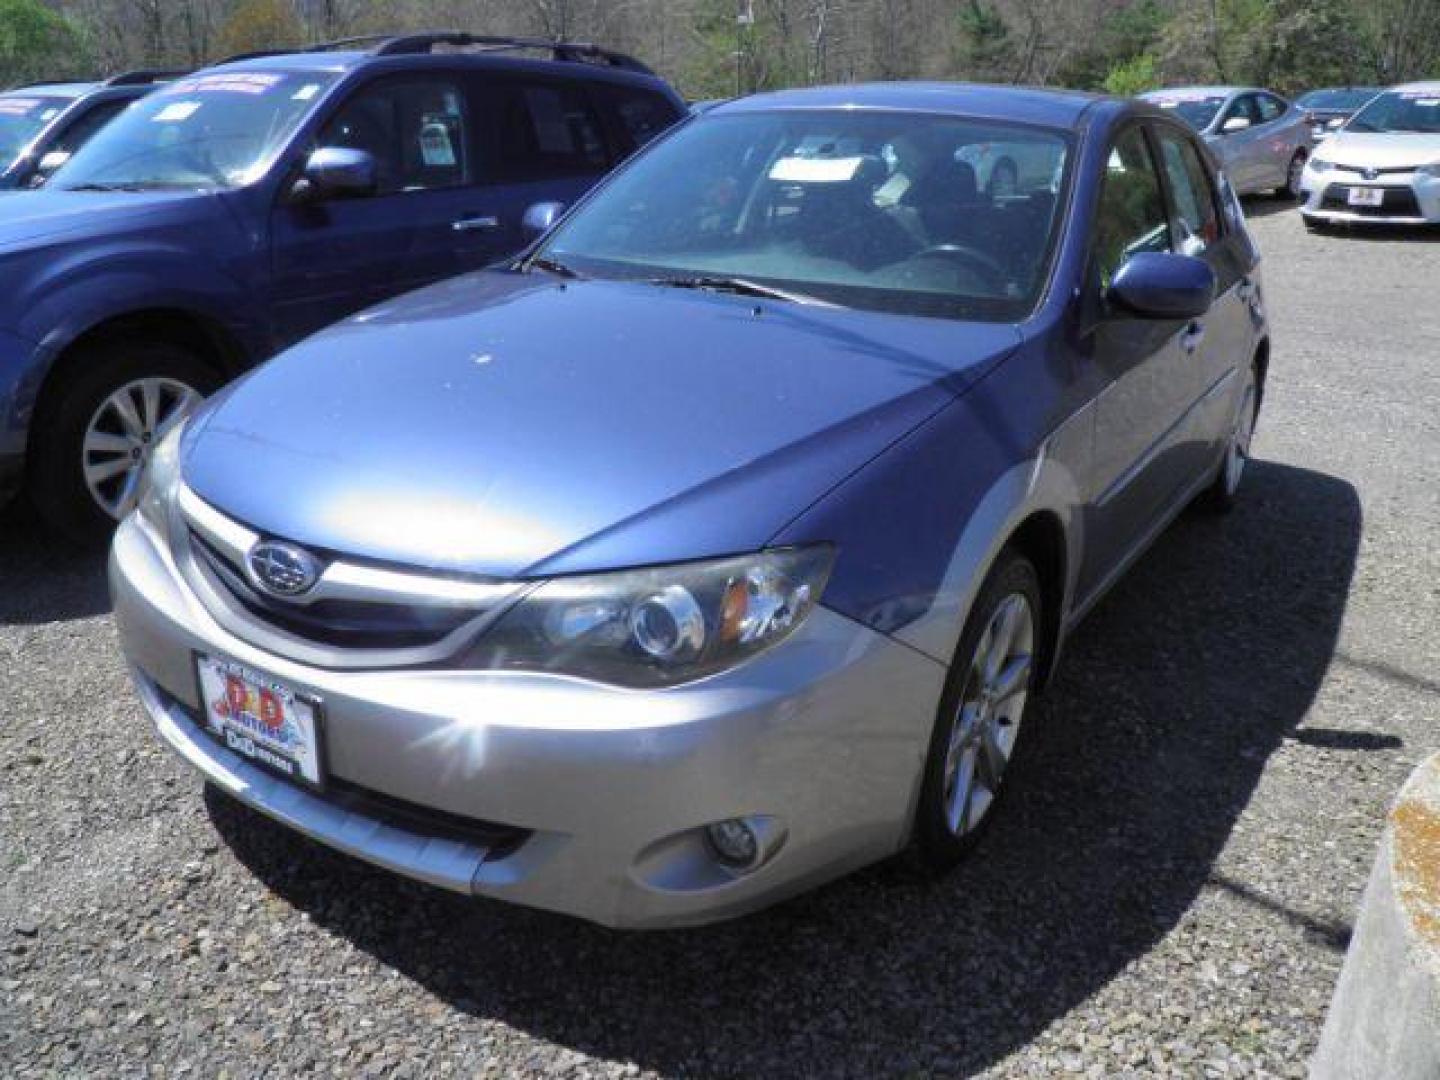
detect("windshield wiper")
(527, 254), (583, 279)
(647, 274), (836, 307)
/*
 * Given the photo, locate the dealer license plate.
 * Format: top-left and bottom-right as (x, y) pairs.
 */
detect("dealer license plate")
(196, 655), (324, 790)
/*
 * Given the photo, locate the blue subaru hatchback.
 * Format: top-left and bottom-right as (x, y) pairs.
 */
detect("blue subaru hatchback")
(112, 83), (1269, 928)
(0, 34), (684, 538)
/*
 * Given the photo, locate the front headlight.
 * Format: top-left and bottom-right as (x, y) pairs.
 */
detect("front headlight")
(1418, 161), (1440, 179)
(136, 418), (187, 531)
(1306, 156), (1333, 173)
(465, 546), (834, 687)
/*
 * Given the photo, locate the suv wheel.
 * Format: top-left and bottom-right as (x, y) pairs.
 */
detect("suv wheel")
(914, 549), (1042, 870)
(29, 340), (217, 541)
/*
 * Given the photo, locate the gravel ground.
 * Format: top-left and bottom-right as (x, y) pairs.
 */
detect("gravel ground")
(2, 204), (1438, 1078)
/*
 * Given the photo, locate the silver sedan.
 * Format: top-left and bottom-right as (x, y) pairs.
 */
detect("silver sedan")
(1141, 86), (1314, 197)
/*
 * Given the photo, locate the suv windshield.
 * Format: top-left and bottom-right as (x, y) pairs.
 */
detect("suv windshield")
(1346, 89), (1440, 134)
(52, 70), (337, 191)
(1147, 93), (1228, 131)
(0, 95), (68, 163)
(538, 111), (1070, 321)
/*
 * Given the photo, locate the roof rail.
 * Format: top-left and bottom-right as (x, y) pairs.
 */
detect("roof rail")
(104, 69), (187, 87)
(215, 31), (656, 76)
(372, 32), (655, 75)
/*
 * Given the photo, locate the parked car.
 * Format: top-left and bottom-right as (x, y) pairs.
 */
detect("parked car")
(1300, 82), (1440, 227)
(0, 72), (181, 190)
(1140, 86), (1312, 197)
(112, 83), (1271, 929)
(0, 33), (685, 538)
(1295, 86), (1382, 142)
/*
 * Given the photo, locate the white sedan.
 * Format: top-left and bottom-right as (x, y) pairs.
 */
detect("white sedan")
(1300, 81), (1440, 227)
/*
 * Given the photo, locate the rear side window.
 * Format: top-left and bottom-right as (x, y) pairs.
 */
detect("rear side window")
(494, 81), (608, 180)
(1155, 128), (1221, 254)
(1093, 127), (1170, 288)
(602, 85), (678, 154)
(52, 99), (129, 156)
(319, 77), (472, 194)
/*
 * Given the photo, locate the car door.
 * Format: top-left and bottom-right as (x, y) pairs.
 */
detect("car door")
(468, 75), (619, 257)
(268, 71), (503, 345)
(1215, 93), (1265, 191)
(1152, 121), (1257, 484)
(1076, 124), (1203, 602)
(1253, 93), (1294, 187)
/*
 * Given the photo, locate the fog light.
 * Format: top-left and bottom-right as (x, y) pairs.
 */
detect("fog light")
(706, 818), (760, 868)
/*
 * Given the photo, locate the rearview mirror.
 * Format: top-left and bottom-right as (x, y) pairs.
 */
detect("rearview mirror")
(1109, 252), (1215, 321)
(293, 147), (377, 202)
(1221, 116), (1251, 133)
(522, 201), (565, 242)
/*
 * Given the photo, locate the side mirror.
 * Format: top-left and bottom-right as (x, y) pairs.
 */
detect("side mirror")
(292, 146), (377, 202)
(1109, 252), (1215, 321)
(1221, 116), (1251, 134)
(521, 201), (565, 242)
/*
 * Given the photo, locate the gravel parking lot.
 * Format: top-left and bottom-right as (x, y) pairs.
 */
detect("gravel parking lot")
(2, 204), (1437, 1078)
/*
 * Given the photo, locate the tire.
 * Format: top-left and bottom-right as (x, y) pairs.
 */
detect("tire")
(1197, 359), (1260, 514)
(1276, 150), (1307, 200)
(914, 549), (1043, 871)
(28, 339), (219, 543)
(988, 159), (1018, 199)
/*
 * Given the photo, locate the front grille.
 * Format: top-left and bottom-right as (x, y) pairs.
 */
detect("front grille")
(1320, 183), (1422, 217)
(189, 530), (488, 651)
(1332, 163), (1420, 177)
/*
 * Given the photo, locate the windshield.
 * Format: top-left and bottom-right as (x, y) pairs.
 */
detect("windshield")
(52, 70), (337, 191)
(1297, 88), (1379, 112)
(1347, 89), (1440, 134)
(1147, 93), (1228, 132)
(0, 95), (68, 164)
(538, 112), (1071, 322)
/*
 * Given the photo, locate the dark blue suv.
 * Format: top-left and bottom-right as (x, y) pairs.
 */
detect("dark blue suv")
(0, 33), (684, 538)
(0, 71), (182, 190)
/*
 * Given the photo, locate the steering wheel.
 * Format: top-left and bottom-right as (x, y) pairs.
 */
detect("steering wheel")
(907, 244), (1010, 294)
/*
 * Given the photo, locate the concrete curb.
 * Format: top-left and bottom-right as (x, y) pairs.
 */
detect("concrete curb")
(1313, 753), (1440, 1079)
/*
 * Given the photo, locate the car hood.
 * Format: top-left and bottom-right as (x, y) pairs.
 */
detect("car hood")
(0, 188), (206, 252)
(1322, 131), (1440, 168)
(184, 272), (1020, 578)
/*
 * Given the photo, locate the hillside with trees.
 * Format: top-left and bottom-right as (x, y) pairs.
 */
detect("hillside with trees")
(4, 0), (1439, 98)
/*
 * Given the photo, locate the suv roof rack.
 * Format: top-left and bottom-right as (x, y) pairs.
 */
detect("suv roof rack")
(216, 30), (654, 75)
(103, 69), (187, 87)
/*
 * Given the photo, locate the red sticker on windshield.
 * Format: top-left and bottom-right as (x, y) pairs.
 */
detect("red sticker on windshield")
(164, 73), (282, 96)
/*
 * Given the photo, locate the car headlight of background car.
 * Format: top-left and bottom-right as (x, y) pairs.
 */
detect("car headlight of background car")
(1306, 156), (1333, 173)
(465, 546), (834, 687)
(137, 418), (187, 531)
(1417, 161), (1440, 179)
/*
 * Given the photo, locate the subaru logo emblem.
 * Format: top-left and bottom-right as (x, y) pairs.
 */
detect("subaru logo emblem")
(247, 541), (322, 598)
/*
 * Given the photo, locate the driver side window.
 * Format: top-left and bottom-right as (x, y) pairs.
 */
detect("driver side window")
(318, 77), (472, 195)
(1093, 127), (1170, 290)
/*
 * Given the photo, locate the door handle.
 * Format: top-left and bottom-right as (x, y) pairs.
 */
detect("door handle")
(1180, 321), (1206, 354)
(452, 215), (499, 232)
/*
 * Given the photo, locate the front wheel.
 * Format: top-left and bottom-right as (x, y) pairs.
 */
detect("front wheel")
(1277, 150), (1307, 200)
(914, 550), (1042, 870)
(28, 340), (217, 542)
(1198, 361), (1259, 514)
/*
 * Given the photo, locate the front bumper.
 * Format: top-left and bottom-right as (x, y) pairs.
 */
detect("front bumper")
(110, 514), (947, 928)
(1299, 165), (1440, 224)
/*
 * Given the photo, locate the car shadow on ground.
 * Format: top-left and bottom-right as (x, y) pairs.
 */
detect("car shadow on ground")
(0, 500), (111, 625)
(209, 458), (1363, 1076)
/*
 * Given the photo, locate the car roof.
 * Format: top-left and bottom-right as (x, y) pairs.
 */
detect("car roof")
(2, 81), (98, 99)
(710, 82), (1102, 128)
(1143, 86), (1255, 98)
(1394, 80), (1440, 94)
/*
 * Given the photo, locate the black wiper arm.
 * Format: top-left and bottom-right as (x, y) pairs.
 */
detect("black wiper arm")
(527, 254), (583, 279)
(648, 275), (836, 307)
(62, 182), (134, 192)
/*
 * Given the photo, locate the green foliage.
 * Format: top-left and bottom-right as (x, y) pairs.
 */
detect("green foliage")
(0, 0), (90, 85)
(1060, 0), (1167, 90)
(954, 0), (1015, 81)
(1102, 53), (1159, 97)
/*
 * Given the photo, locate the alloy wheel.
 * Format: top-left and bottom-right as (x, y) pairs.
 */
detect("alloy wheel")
(1287, 153), (1306, 198)
(942, 592), (1035, 837)
(1225, 371), (1258, 495)
(82, 377), (200, 520)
